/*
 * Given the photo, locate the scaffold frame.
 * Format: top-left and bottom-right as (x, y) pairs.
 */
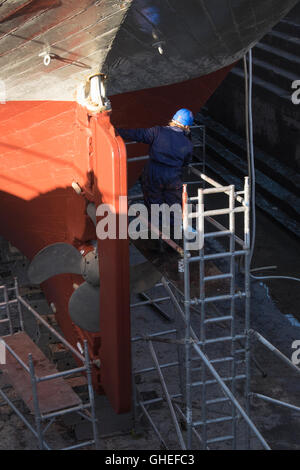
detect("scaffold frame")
(0, 279), (100, 450)
(130, 172), (272, 450)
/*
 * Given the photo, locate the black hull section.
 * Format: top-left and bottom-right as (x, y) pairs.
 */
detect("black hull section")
(0, 0), (298, 100)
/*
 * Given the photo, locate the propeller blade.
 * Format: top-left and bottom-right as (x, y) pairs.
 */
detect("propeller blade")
(69, 282), (100, 332)
(28, 243), (83, 284)
(130, 261), (162, 294)
(68, 262), (161, 332)
(87, 202), (97, 226)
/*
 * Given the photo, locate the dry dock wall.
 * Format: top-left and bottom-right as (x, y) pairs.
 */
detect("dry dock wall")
(205, 5), (300, 173)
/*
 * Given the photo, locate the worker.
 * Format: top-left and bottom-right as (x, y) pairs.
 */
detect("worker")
(117, 108), (194, 244)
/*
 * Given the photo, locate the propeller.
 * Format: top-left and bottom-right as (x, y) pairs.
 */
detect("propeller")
(69, 282), (100, 333)
(28, 202), (162, 332)
(28, 242), (162, 333)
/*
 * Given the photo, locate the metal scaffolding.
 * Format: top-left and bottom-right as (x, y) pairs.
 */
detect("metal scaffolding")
(0, 119), (297, 449)
(0, 279), (99, 450)
(131, 172), (273, 450)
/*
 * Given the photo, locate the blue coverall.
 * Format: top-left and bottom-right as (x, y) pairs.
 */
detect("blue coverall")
(117, 126), (193, 216)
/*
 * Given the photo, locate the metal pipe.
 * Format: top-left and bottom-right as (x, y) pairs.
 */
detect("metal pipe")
(207, 435), (233, 444)
(251, 393), (300, 412)
(61, 440), (96, 451)
(190, 293), (246, 304)
(244, 176), (251, 449)
(197, 187), (207, 448)
(131, 296), (170, 307)
(175, 325), (185, 401)
(2, 341), (31, 373)
(204, 315), (232, 324)
(189, 166), (223, 191)
(186, 201), (244, 247)
(204, 273), (232, 282)
(29, 353), (44, 450)
(131, 329), (177, 343)
(75, 411), (93, 423)
(191, 356), (235, 372)
(0, 387), (50, 450)
(14, 279), (24, 331)
(229, 185), (237, 449)
(193, 415), (233, 427)
(136, 293), (172, 322)
(183, 184), (193, 449)
(192, 343), (270, 450)
(174, 403), (208, 449)
(84, 340), (100, 450)
(42, 403), (91, 420)
(147, 333), (246, 348)
(188, 250), (247, 263)
(209, 356), (236, 364)
(204, 230), (231, 239)
(144, 330), (246, 348)
(202, 186), (232, 195)
(203, 207), (245, 217)
(42, 417), (55, 434)
(250, 330), (300, 376)
(206, 397), (230, 406)
(191, 374), (246, 389)
(197, 334), (246, 345)
(189, 166), (244, 204)
(189, 185), (232, 197)
(37, 366), (86, 382)
(206, 216), (245, 247)
(3, 286), (13, 335)
(134, 361), (179, 375)
(137, 393), (182, 407)
(139, 401), (168, 449)
(17, 296), (84, 362)
(160, 278), (198, 342)
(148, 340), (186, 450)
(137, 213), (184, 256)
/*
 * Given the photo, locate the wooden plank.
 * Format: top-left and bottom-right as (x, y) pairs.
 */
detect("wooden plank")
(0, 331), (82, 414)
(66, 375), (87, 388)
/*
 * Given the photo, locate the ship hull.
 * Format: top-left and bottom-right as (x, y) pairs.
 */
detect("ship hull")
(0, 66), (232, 412)
(0, 0), (298, 413)
(1, 0), (298, 101)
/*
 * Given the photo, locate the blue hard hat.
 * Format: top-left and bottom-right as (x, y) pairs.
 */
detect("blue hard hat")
(172, 108), (194, 127)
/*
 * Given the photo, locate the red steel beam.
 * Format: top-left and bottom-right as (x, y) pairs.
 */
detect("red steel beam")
(89, 110), (131, 413)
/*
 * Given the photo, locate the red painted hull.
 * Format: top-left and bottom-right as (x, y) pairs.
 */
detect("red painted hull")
(0, 66), (232, 412)
(111, 66), (233, 187)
